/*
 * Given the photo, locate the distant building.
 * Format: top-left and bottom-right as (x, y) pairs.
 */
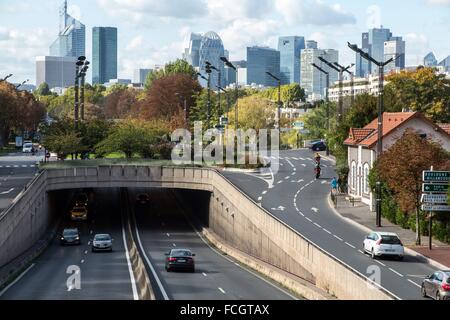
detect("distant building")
(439, 55), (450, 71)
(384, 37), (405, 72)
(183, 33), (203, 67)
(247, 46), (280, 87)
(92, 27), (118, 85)
(133, 68), (152, 85)
(424, 52), (438, 67)
(278, 36), (305, 85)
(328, 75), (384, 102)
(300, 45), (339, 100)
(355, 32), (370, 77)
(36, 56), (77, 89)
(198, 31), (225, 89)
(49, 0), (85, 58)
(306, 40), (318, 49)
(104, 78), (132, 87)
(237, 67), (247, 86)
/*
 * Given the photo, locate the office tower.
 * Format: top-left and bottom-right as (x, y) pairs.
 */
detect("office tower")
(300, 45), (339, 99)
(384, 37), (405, 72)
(183, 33), (203, 67)
(247, 46), (280, 87)
(92, 27), (118, 85)
(36, 56), (77, 89)
(198, 31), (225, 89)
(439, 55), (450, 71)
(356, 32), (370, 77)
(306, 40), (318, 49)
(49, 0), (85, 58)
(368, 27), (392, 72)
(133, 68), (152, 85)
(278, 36), (306, 85)
(424, 52), (438, 67)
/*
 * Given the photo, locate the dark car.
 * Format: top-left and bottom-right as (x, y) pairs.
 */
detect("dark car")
(421, 270), (450, 300)
(165, 249), (196, 272)
(136, 193), (150, 205)
(310, 141), (327, 151)
(74, 193), (89, 207)
(60, 228), (81, 246)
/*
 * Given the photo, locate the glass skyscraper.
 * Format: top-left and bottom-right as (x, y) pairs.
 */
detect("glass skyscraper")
(278, 36), (305, 85)
(49, 0), (85, 58)
(424, 52), (438, 67)
(368, 27), (392, 72)
(183, 33), (203, 67)
(355, 32), (370, 77)
(384, 37), (405, 72)
(247, 46), (280, 87)
(198, 31), (225, 89)
(92, 27), (118, 85)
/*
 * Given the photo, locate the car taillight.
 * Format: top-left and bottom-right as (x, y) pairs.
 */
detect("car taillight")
(442, 283), (450, 291)
(169, 258), (177, 262)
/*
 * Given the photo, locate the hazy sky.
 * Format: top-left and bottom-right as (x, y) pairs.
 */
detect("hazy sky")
(1, 0), (449, 85)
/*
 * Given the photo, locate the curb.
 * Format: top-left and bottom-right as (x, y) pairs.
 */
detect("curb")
(221, 167), (261, 173)
(327, 195), (450, 270)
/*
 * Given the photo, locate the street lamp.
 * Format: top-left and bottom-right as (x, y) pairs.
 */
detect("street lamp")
(175, 92), (189, 129)
(16, 79), (29, 90)
(197, 72), (210, 129)
(348, 42), (401, 228)
(1, 74), (13, 82)
(74, 58), (85, 130)
(334, 62), (355, 109)
(220, 57), (238, 130)
(204, 61), (214, 130)
(206, 62), (222, 126)
(266, 71), (282, 144)
(79, 61), (89, 121)
(311, 63), (330, 156)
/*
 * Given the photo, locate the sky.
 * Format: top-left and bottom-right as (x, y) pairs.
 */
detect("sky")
(0, 0), (449, 85)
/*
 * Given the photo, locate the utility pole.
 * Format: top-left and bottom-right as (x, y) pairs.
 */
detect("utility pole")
(312, 63), (330, 156)
(266, 72), (282, 146)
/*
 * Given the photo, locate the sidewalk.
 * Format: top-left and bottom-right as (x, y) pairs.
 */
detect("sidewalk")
(332, 194), (450, 270)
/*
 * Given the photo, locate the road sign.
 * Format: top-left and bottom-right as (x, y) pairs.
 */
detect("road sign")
(220, 116), (228, 126)
(421, 204), (450, 212)
(421, 194), (449, 204)
(293, 121), (304, 130)
(423, 171), (450, 183)
(423, 184), (449, 193)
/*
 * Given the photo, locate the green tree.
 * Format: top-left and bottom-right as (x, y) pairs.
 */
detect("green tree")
(144, 59), (197, 90)
(227, 95), (276, 132)
(36, 82), (51, 96)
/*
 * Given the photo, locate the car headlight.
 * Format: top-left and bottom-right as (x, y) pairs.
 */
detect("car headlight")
(75, 236), (80, 240)
(61, 237), (64, 240)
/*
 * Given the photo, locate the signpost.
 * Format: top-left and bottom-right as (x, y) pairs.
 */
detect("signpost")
(421, 168), (450, 250)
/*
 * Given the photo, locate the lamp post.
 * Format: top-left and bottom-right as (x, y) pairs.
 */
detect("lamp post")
(348, 42), (401, 228)
(197, 72), (209, 129)
(206, 62), (221, 125)
(79, 62), (89, 121)
(16, 79), (29, 90)
(311, 63), (330, 156)
(220, 57), (238, 130)
(204, 61), (213, 130)
(266, 72), (281, 144)
(1, 74), (13, 82)
(74, 57), (85, 130)
(334, 62), (355, 109)
(175, 92), (189, 129)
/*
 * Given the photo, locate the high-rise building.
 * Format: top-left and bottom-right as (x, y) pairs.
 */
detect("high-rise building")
(247, 46), (280, 87)
(306, 40), (318, 49)
(300, 45), (339, 100)
(133, 68), (152, 85)
(278, 36), (306, 85)
(92, 27), (118, 85)
(198, 31), (225, 89)
(356, 32), (370, 77)
(36, 56), (77, 89)
(224, 60), (246, 87)
(439, 55), (450, 71)
(183, 33), (203, 67)
(424, 52), (438, 67)
(49, 0), (85, 58)
(384, 37), (405, 72)
(368, 27), (392, 72)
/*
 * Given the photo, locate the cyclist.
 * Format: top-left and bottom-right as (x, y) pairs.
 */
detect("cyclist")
(315, 152), (321, 164)
(315, 164), (321, 179)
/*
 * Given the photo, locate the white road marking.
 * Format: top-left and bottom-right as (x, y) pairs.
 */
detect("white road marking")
(389, 268), (404, 277)
(301, 164), (306, 167)
(0, 263), (35, 297)
(286, 159), (295, 168)
(81, 259), (85, 264)
(84, 250), (88, 254)
(277, 181), (283, 184)
(323, 228), (332, 235)
(257, 197), (262, 201)
(88, 241), (91, 245)
(0, 188), (14, 195)
(333, 235), (343, 241)
(172, 243), (177, 247)
(321, 180), (328, 184)
(298, 179), (304, 183)
(284, 176), (289, 180)
(358, 250), (364, 254)
(407, 279), (421, 288)
(262, 191), (267, 195)
(345, 242), (356, 249)
(375, 260), (386, 267)
(314, 223), (322, 228)
(305, 217), (312, 222)
(218, 287), (226, 294)
(121, 220), (139, 300)
(311, 207), (319, 213)
(202, 273), (207, 277)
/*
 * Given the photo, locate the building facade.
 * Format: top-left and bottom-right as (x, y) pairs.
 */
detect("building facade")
(92, 27), (118, 85)
(49, 0), (85, 58)
(328, 75), (383, 102)
(133, 68), (152, 85)
(278, 36), (305, 85)
(424, 52), (438, 67)
(355, 32), (370, 77)
(198, 31), (225, 89)
(384, 37), (405, 72)
(183, 33), (203, 67)
(247, 46), (280, 87)
(36, 56), (77, 89)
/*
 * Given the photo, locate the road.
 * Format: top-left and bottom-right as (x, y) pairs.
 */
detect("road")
(0, 189), (135, 300)
(222, 149), (438, 300)
(129, 188), (297, 300)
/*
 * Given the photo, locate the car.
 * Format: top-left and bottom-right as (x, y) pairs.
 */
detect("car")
(91, 234), (113, 252)
(136, 193), (150, 205)
(22, 142), (34, 153)
(363, 232), (404, 260)
(60, 228), (81, 245)
(310, 141), (327, 151)
(70, 206), (88, 221)
(421, 270), (450, 300)
(165, 249), (196, 273)
(74, 193), (89, 207)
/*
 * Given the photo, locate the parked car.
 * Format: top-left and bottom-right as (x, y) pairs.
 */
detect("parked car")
(165, 249), (196, 273)
(70, 206), (88, 221)
(22, 142), (34, 153)
(363, 232), (404, 260)
(60, 228), (81, 246)
(421, 270), (450, 300)
(91, 234), (113, 252)
(310, 141), (327, 152)
(136, 193), (150, 205)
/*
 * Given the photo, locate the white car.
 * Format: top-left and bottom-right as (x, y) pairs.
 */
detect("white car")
(92, 234), (113, 252)
(22, 142), (34, 153)
(363, 232), (404, 260)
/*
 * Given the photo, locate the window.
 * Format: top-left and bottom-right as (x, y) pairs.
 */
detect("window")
(364, 163), (370, 194)
(351, 161), (357, 190)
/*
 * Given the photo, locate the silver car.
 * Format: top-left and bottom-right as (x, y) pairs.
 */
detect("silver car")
(421, 270), (450, 300)
(92, 234), (113, 252)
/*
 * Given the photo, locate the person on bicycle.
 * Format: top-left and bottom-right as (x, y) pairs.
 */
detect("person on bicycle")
(315, 163), (321, 179)
(315, 152), (321, 164)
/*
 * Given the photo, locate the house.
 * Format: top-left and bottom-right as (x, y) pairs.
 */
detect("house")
(344, 112), (450, 210)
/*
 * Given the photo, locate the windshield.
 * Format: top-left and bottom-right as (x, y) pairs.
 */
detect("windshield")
(23, 143), (32, 148)
(171, 250), (192, 257)
(381, 235), (402, 245)
(72, 208), (85, 213)
(95, 235), (111, 241)
(63, 230), (78, 236)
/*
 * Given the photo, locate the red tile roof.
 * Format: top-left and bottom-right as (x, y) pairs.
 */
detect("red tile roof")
(438, 124), (450, 135)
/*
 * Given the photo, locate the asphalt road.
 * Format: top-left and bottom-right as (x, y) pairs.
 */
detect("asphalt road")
(129, 188), (298, 300)
(222, 149), (439, 300)
(0, 189), (135, 300)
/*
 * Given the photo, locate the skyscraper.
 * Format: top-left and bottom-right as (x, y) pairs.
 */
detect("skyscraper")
(198, 31), (225, 89)
(133, 68), (152, 85)
(49, 0), (85, 58)
(247, 46), (280, 87)
(424, 52), (438, 67)
(183, 33), (203, 67)
(368, 27), (392, 72)
(355, 32), (370, 77)
(384, 37), (405, 72)
(92, 27), (118, 85)
(36, 56), (77, 89)
(278, 36), (306, 85)
(439, 55), (450, 71)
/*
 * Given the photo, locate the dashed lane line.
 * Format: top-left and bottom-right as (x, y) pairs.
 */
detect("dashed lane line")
(333, 235), (343, 241)
(345, 242), (356, 249)
(218, 287), (226, 294)
(323, 228), (332, 235)
(407, 279), (421, 288)
(375, 260), (386, 267)
(389, 268), (404, 278)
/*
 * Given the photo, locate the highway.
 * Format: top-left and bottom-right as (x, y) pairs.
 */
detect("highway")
(128, 188), (297, 300)
(222, 149), (439, 300)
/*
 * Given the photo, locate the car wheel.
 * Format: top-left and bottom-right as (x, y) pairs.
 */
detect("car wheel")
(166, 267), (171, 272)
(421, 285), (427, 298)
(371, 248), (376, 259)
(397, 255), (404, 261)
(436, 291), (441, 301)
(91, 248), (95, 252)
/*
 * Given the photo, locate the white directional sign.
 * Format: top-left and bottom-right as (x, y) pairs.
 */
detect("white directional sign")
(421, 204), (450, 212)
(421, 194), (449, 204)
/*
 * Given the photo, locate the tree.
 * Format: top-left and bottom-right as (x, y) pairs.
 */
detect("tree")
(376, 130), (450, 245)
(227, 95), (276, 132)
(258, 84), (306, 107)
(144, 59), (197, 90)
(102, 87), (138, 119)
(36, 82), (51, 96)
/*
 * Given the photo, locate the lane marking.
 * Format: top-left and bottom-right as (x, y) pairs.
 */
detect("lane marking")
(375, 260), (386, 267)
(311, 207), (319, 213)
(172, 243), (177, 247)
(166, 233), (170, 237)
(202, 273), (207, 277)
(389, 268), (404, 278)
(84, 250), (88, 254)
(218, 287), (226, 294)
(333, 235), (343, 241)
(121, 220), (139, 300)
(407, 279), (421, 288)
(358, 250), (364, 254)
(345, 242), (356, 249)
(323, 228), (332, 235)
(258, 196), (262, 201)
(262, 191), (267, 195)
(81, 259), (85, 264)
(313, 223), (322, 228)
(305, 217), (312, 222)
(0, 188), (14, 195)
(0, 263), (35, 297)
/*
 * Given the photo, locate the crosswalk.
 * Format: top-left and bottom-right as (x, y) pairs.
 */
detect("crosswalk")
(0, 164), (38, 168)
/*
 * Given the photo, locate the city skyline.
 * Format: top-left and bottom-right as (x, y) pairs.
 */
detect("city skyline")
(1, 0), (450, 85)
